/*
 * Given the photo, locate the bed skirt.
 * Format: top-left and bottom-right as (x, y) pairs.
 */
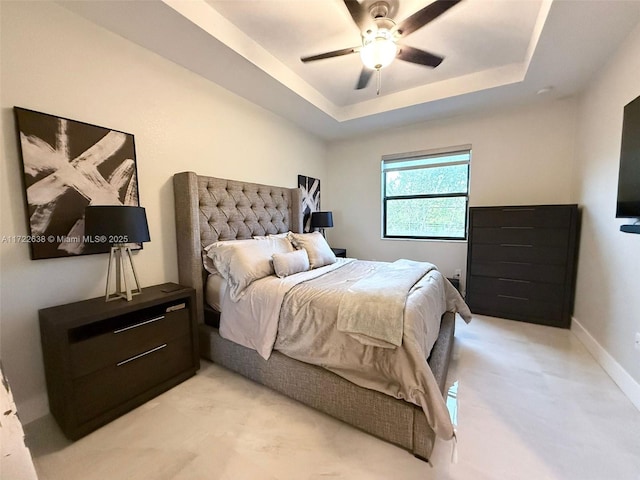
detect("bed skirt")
(198, 311), (455, 460)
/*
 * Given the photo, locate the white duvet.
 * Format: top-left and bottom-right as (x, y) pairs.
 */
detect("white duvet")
(218, 258), (471, 441)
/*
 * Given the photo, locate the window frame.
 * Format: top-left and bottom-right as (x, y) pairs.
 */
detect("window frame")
(382, 146), (471, 241)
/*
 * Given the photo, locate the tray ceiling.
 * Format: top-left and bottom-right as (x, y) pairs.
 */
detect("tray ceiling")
(58, 0), (640, 139)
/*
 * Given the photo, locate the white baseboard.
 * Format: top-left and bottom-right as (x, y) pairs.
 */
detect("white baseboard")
(571, 317), (640, 412)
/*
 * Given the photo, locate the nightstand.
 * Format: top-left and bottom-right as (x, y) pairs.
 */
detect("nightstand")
(39, 283), (199, 439)
(331, 248), (347, 258)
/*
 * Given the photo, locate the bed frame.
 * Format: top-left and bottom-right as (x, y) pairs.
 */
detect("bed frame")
(173, 171), (455, 460)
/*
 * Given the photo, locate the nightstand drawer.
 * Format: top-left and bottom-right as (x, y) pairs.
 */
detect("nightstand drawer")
(69, 305), (190, 378)
(73, 335), (193, 424)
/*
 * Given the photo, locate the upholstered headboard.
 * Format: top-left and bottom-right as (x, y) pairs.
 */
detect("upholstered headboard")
(173, 172), (303, 323)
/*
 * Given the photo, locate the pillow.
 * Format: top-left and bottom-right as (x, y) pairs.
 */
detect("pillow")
(272, 249), (310, 278)
(202, 239), (252, 275)
(253, 231), (291, 240)
(206, 237), (294, 301)
(203, 251), (217, 274)
(287, 232), (337, 269)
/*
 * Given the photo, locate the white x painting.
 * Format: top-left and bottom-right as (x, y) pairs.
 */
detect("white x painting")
(14, 107), (140, 259)
(298, 174), (320, 233)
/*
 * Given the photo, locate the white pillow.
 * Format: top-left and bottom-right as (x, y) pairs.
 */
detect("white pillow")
(206, 237), (293, 301)
(202, 239), (252, 275)
(203, 251), (217, 274)
(272, 249), (310, 278)
(287, 232), (337, 269)
(253, 231), (291, 240)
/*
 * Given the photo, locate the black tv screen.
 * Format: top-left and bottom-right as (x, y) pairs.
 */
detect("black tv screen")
(616, 95), (640, 218)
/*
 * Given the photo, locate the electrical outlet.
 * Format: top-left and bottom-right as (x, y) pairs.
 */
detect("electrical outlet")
(454, 269), (461, 279)
(635, 332), (640, 351)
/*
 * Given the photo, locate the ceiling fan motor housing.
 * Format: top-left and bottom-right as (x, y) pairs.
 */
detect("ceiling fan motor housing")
(369, 1), (391, 20)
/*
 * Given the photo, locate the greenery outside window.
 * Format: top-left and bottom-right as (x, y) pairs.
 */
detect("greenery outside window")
(382, 146), (471, 240)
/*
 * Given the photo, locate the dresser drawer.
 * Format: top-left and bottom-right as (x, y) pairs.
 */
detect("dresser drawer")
(72, 335), (193, 424)
(470, 244), (569, 265)
(69, 306), (190, 378)
(466, 292), (564, 325)
(471, 206), (574, 228)
(470, 261), (566, 284)
(467, 276), (564, 304)
(471, 227), (570, 247)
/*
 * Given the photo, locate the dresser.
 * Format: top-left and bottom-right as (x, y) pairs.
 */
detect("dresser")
(39, 283), (199, 439)
(466, 205), (579, 328)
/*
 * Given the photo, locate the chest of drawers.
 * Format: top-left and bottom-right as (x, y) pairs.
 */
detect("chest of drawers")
(466, 205), (579, 328)
(39, 283), (199, 439)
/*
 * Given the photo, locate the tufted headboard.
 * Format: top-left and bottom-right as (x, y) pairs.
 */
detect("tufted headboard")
(173, 172), (303, 323)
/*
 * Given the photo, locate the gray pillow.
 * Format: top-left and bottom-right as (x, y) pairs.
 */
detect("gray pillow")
(287, 232), (337, 269)
(272, 249), (310, 278)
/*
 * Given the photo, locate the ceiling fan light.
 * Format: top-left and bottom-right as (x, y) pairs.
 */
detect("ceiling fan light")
(360, 37), (397, 70)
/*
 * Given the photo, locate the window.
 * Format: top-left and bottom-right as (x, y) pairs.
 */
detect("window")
(382, 146), (471, 240)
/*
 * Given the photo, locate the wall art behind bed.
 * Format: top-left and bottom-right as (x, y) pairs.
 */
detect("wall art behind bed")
(298, 174), (320, 233)
(13, 107), (140, 260)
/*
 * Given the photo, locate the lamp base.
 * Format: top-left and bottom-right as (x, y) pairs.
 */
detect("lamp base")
(105, 245), (142, 302)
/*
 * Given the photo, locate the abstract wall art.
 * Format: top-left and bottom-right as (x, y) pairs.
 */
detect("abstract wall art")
(298, 174), (320, 233)
(14, 107), (140, 259)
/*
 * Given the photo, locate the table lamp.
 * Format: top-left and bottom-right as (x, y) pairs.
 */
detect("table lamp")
(311, 211), (333, 237)
(84, 205), (150, 302)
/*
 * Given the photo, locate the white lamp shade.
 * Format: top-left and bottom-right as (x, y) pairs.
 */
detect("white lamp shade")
(360, 36), (397, 70)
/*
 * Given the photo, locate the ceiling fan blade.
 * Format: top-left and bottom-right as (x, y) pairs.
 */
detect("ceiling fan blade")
(343, 0), (371, 31)
(396, 0), (462, 37)
(397, 45), (444, 68)
(356, 68), (374, 89)
(301, 47), (359, 63)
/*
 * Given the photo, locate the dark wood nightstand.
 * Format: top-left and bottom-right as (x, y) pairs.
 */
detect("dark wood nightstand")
(331, 248), (347, 258)
(39, 283), (199, 439)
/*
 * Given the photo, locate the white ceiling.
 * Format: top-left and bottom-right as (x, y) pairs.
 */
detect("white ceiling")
(59, 0), (640, 140)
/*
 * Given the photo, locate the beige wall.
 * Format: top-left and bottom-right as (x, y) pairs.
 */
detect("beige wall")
(0, 1), (326, 422)
(573, 24), (640, 386)
(325, 99), (577, 287)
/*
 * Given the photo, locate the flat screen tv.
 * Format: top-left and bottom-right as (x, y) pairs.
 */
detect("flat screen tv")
(616, 94), (640, 233)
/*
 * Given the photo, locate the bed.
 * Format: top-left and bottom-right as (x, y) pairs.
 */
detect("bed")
(173, 171), (469, 461)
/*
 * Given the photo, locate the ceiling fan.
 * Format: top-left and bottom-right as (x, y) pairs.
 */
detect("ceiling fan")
(300, 0), (462, 93)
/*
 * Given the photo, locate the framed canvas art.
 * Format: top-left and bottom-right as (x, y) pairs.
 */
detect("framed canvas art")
(298, 174), (320, 233)
(14, 107), (140, 259)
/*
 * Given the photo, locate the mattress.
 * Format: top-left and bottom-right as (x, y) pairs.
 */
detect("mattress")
(205, 273), (226, 312)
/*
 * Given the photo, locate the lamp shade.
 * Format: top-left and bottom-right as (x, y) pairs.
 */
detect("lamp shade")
(85, 205), (150, 244)
(311, 211), (334, 229)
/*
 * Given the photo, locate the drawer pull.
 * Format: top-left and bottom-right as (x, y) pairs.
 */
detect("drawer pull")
(117, 344), (167, 366)
(498, 294), (529, 301)
(499, 261), (532, 266)
(500, 244), (533, 247)
(498, 278), (531, 284)
(502, 208), (535, 211)
(114, 316), (165, 334)
(500, 226), (534, 230)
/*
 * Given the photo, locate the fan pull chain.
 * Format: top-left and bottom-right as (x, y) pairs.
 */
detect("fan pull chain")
(376, 68), (381, 96)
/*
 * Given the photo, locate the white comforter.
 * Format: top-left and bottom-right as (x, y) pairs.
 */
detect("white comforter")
(219, 258), (471, 440)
